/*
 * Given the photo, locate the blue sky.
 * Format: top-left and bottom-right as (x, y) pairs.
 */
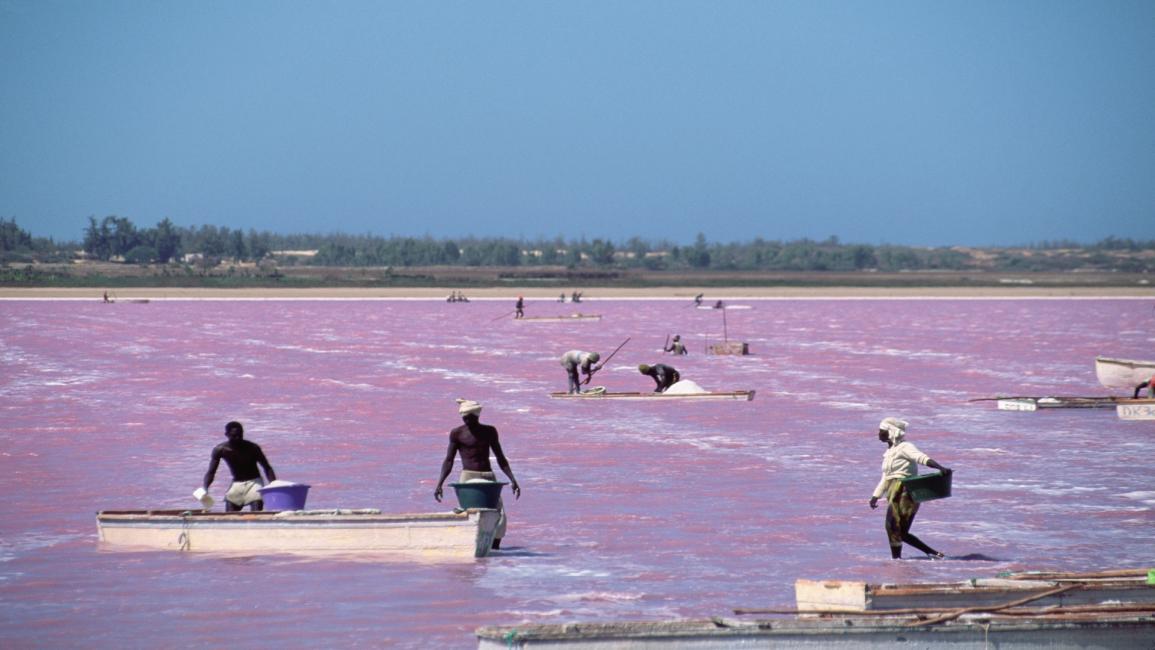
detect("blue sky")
(2, 1), (1153, 246)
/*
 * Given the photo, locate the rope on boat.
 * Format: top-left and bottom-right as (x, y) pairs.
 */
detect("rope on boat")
(178, 510), (194, 551)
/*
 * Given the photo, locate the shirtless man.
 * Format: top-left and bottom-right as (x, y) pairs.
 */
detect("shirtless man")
(202, 421), (276, 512)
(638, 363), (680, 392)
(434, 399), (521, 549)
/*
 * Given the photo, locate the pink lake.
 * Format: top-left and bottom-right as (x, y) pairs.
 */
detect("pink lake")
(1, 297), (1153, 648)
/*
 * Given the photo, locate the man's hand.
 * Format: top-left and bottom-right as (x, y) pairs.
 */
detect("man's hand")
(869, 496), (879, 510)
(434, 486), (443, 502)
(511, 482), (521, 500)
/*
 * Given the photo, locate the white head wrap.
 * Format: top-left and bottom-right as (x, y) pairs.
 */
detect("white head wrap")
(456, 398), (482, 416)
(879, 417), (908, 442)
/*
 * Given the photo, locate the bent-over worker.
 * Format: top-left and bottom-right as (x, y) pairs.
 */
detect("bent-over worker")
(869, 418), (950, 559)
(638, 363), (680, 392)
(203, 421), (276, 512)
(560, 350), (601, 394)
(434, 399), (522, 549)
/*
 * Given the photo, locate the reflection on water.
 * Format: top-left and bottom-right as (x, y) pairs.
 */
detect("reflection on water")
(1, 298), (1153, 648)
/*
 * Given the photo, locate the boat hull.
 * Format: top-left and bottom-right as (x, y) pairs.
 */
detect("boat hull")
(549, 390), (755, 401)
(515, 315), (601, 323)
(477, 616), (1155, 649)
(1095, 356), (1155, 390)
(96, 509), (500, 558)
(993, 396), (1155, 411)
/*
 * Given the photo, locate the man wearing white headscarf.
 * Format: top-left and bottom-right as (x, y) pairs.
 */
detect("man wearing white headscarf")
(869, 417), (951, 559)
(434, 398), (522, 549)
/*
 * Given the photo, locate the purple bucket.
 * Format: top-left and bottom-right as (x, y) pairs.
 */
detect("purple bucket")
(258, 483), (310, 510)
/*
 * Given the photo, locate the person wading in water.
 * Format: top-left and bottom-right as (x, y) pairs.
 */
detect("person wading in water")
(869, 417), (951, 559)
(434, 399), (522, 549)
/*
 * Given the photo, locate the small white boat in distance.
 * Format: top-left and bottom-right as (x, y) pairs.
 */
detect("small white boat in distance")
(96, 508), (501, 558)
(1095, 356), (1155, 390)
(549, 390), (755, 401)
(515, 314), (602, 323)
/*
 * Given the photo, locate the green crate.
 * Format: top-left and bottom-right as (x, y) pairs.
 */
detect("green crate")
(901, 471), (952, 503)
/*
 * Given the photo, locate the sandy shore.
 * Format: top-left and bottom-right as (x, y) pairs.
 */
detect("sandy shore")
(2, 286), (1153, 299)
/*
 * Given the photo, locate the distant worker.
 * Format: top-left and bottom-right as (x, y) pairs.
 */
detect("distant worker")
(571, 290), (582, 303)
(665, 335), (687, 355)
(202, 421), (277, 512)
(713, 300), (724, 309)
(638, 363), (680, 393)
(515, 295), (524, 319)
(102, 291), (111, 303)
(869, 418), (951, 560)
(693, 293), (703, 307)
(560, 349), (601, 394)
(1134, 376), (1155, 399)
(558, 292), (566, 302)
(434, 399), (522, 550)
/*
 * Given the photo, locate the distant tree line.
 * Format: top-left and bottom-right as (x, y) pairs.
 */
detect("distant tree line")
(2, 216), (1153, 273)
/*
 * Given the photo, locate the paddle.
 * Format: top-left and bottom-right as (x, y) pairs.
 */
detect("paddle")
(585, 337), (630, 384)
(663, 334), (670, 352)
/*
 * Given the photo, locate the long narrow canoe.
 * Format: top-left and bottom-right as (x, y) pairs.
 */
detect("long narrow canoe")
(1095, 356), (1155, 390)
(96, 508), (500, 558)
(514, 314), (602, 322)
(794, 570), (1155, 612)
(550, 390), (755, 401)
(981, 396), (1155, 411)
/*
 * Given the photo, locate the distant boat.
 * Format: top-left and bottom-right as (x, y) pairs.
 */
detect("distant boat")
(96, 508), (500, 558)
(515, 314), (602, 323)
(697, 304), (752, 310)
(1095, 356), (1155, 390)
(549, 389), (755, 401)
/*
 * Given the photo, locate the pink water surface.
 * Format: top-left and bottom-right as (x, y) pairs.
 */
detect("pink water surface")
(1, 297), (1153, 648)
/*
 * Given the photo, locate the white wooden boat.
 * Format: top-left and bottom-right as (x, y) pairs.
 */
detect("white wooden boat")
(96, 508), (500, 558)
(514, 314), (602, 323)
(477, 569), (1155, 648)
(982, 396), (1155, 411)
(478, 612), (1155, 649)
(793, 569), (1155, 612)
(549, 389), (755, 401)
(1095, 356), (1155, 390)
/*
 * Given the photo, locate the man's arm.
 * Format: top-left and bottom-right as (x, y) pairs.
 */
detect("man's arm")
(203, 448), (222, 489)
(433, 437), (460, 502)
(1135, 381), (1149, 399)
(491, 439), (521, 500)
(256, 447), (276, 483)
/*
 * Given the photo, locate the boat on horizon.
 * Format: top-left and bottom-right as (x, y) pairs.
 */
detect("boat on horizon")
(514, 314), (602, 322)
(549, 389), (755, 401)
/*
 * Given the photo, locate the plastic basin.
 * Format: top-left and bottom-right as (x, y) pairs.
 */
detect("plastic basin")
(450, 481), (506, 509)
(901, 471), (952, 503)
(258, 483), (311, 510)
